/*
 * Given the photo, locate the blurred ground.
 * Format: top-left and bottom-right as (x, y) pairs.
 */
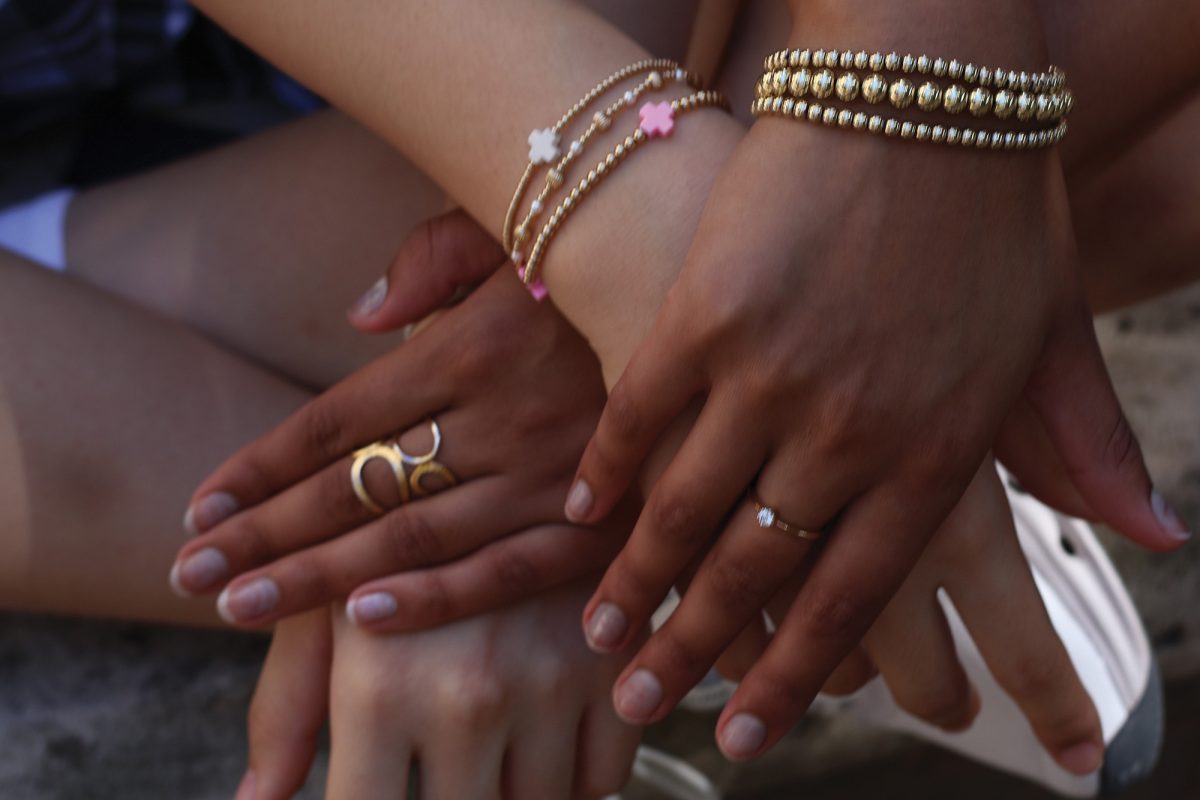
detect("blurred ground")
(1, 285), (1197, 799)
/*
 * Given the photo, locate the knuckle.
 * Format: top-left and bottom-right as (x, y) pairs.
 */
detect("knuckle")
(436, 670), (508, 725)
(605, 558), (668, 616)
(648, 625), (710, 683)
(279, 554), (336, 606)
(226, 513), (275, 565)
(797, 588), (871, 644)
(297, 401), (349, 464)
(998, 651), (1071, 702)
(488, 545), (543, 597)
(746, 663), (812, 714)
(402, 572), (454, 627)
(602, 385), (645, 450)
(379, 508), (441, 568)
(1100, 415), (1144, 476)
(647, 490), (708, 551)
(703, 555), (766, 613)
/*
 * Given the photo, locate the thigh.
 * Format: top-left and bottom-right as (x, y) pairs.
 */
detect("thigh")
(0, 249), (312, 626)
(65, 110), (449, 390)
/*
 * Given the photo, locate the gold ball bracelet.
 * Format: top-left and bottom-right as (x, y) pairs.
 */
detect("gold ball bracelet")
(518, 89), (730, 293)
(502, 59), (699, 256)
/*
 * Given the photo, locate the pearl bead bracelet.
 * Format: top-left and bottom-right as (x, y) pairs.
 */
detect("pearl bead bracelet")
(519, 90), (730, 294)
(502, 59), (697, 255)
(751, 94), (1067, 151)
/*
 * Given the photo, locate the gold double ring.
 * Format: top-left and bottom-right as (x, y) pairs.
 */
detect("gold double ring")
(350, 419), (458, 514)
(752, 497), (820, 541)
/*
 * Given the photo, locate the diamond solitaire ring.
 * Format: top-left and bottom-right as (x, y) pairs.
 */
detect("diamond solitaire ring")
(752, 498), (821, 541)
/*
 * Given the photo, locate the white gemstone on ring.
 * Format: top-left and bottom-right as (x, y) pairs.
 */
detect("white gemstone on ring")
(756, 506), (776, 528)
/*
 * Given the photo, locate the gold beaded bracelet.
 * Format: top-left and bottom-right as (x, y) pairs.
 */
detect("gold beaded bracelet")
(752, 94), (1067, 151)
(763, 48), (1064, 94)
(502, 59), (695, 254)
(755, 66), (1073, 123)
(519, 90), (730, 293)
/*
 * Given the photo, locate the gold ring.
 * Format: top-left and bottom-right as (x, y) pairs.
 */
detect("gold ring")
(752, 497), (820, 541)
(393, 418), (443, 466)
(351, 442), (411, 515)
(409, 461), (459, 498)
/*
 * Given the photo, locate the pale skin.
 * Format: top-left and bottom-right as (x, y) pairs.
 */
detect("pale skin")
(183, 0), (1194, 767)
(0, 0), (1195, 791)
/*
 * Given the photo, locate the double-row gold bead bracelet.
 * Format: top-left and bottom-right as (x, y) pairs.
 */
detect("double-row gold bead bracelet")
(751, 94), (1067, 151)
(755, 66), (1072, 122)
(763, 48), (1064, 94)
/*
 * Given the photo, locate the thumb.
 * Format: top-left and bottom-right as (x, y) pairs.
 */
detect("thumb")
(348, 208), (506, 334)
(240, 608), (333, 800)
(1024, 301), (1191, 551)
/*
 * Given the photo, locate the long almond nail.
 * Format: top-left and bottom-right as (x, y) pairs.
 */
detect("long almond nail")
(218, 578), (279, 624)
(183, 492), (238, 536)
(169, 548), (230, 596)
(352, 276), (388, 318)
(565, 479), (594, 521)
(1151, 489), (1192, 541)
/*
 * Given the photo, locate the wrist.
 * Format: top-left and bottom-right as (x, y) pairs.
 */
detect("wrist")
(786, 0), (1049, 69)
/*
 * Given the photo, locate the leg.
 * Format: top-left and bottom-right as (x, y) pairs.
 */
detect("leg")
(0, 250), (311, 626)
(64, 110), (449, 389)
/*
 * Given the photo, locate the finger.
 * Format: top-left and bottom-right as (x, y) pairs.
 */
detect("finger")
(419, 732), (507, 800)
(505, 709), (584, 800)
(348, 521), (623, 633)
(214, 477), (534, 627)
(173, 412), (489, 596)
(1025, 301), (1191, 550)
(604, 441), (855, 725)
(242, 608), (332, 800)
(995, 396), (1096, 520)
(349, 208), (506, 332)
(714, 615), (770, 683)
(581, 397), (767, 656)
(942, 467), (1103, 775)
(566, 302), (704, 524)
(186, 348), (452, 533)
(820, 647), (877, 697)
(575, 704), (641, 799)
(862, 576), (979, 732)
(716, 480), (950, 761)
(325, 638), (413, 800)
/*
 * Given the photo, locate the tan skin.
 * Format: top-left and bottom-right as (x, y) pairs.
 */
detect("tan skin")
(0, 0), (1195, 791)
(178, 0), (1195, 770)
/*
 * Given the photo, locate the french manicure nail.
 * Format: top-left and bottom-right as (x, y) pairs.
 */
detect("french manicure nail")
(585, 603), (628, 652)
(183, 492), (239, 536)
(235, 770), (256, 800)
(615, 669), (662, 723)
(346, 592), (398, 625)
(352, 276), (388, 318)
(565, 479), (594, 522)
(720, 713), (766, 760)
(1151, 489), (1192, 541)
(218, 578), (279, 624)
(1057, 740), (1103, 775)
(169, 548), (230, 596)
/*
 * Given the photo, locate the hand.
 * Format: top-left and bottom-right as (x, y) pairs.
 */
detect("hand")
(239, 584), (640, 800)
(563, 117), (1178, 759)
(170, 239), (630, 628)
(713, 461), (1103, 774)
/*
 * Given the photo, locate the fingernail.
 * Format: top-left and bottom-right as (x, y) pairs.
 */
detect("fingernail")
(346, 592), (398, 625)
(565, 479), (594, 522)
(183, 492), (238, 536)
(169, 548), (230, 596)
(352, 276), (388, 318)
(1151, 489), (1192, 541)
(1057, 740), (1103, 775)
(720, 713), (766, 760)
(235, 770), (256, 800)
(217, 578), (279, 624)
(585, 603), (628, 652)
(615, 669), (662, 723)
